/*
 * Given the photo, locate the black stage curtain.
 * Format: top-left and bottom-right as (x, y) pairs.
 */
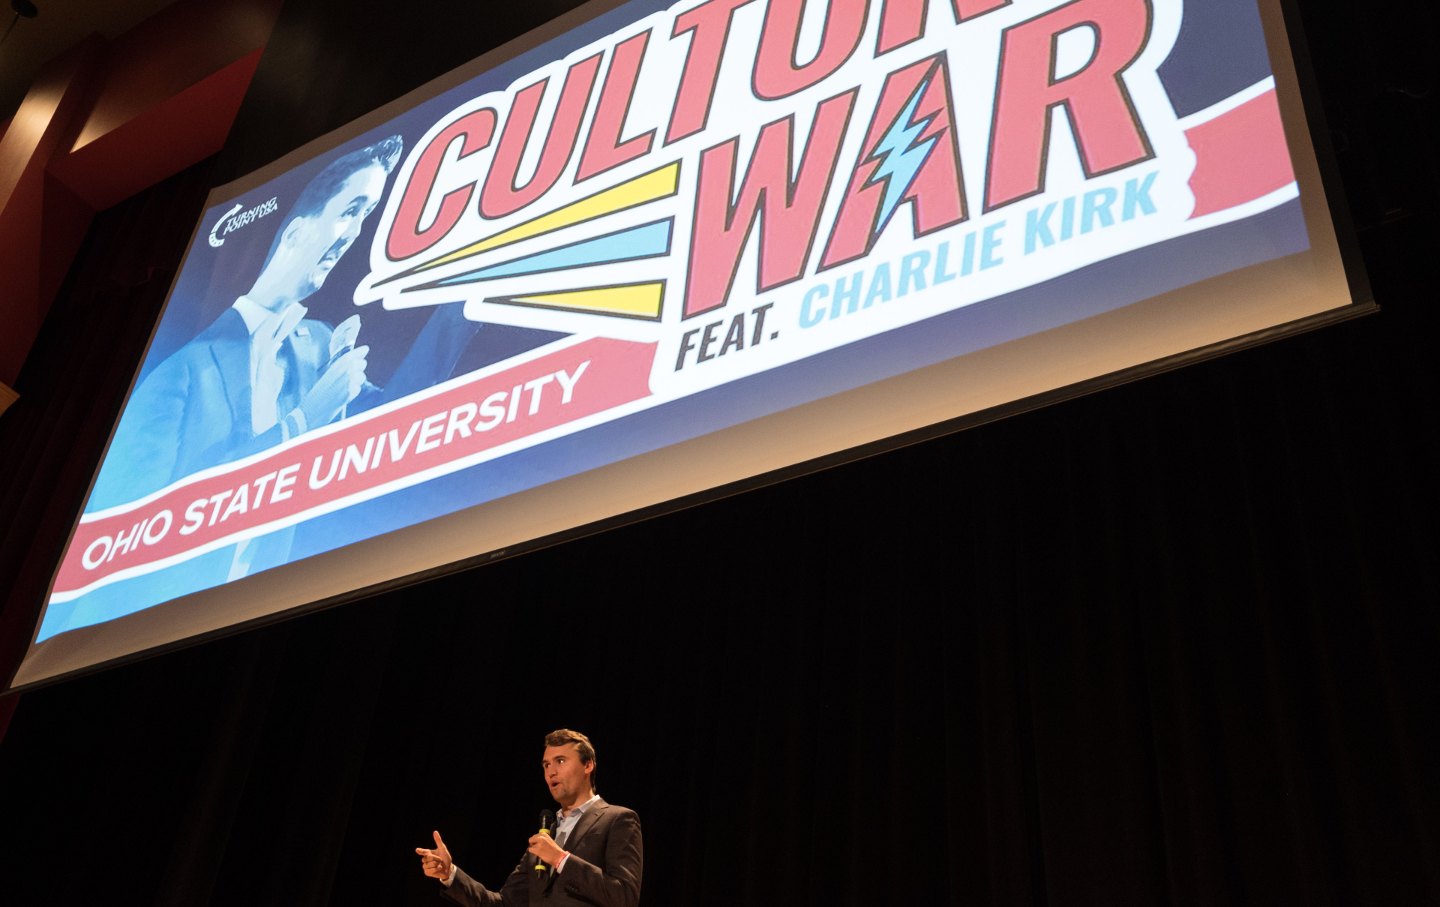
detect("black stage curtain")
(1, 1), (1437, 904)
(0, 161), (220, 711)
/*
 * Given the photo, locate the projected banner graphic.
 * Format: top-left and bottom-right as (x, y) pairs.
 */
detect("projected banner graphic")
(22, 0), (1352, 682)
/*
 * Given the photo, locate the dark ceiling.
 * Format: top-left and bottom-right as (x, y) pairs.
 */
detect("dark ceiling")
(0, 0), (175, 123)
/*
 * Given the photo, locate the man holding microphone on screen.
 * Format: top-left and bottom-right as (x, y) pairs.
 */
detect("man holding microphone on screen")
(417, 729), (643, 907)
(89, 137), (402, 512)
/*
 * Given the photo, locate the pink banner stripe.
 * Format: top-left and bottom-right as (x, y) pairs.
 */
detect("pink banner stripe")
(56, 338), (656, 594)
(1185, 88), (1295, 218)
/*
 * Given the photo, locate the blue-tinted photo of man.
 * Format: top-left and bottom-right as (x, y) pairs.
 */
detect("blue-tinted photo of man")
(90, 136), (405, 512)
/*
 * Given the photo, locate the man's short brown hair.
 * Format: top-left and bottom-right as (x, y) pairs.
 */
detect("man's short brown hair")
(545, 728), (597, 792)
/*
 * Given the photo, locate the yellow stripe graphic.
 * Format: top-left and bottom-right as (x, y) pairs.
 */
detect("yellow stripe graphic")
(501, 283), (665, 319)
(413, 162), (680, 273)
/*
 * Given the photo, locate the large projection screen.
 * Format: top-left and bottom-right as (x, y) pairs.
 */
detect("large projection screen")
(13, 0), (1370, 689)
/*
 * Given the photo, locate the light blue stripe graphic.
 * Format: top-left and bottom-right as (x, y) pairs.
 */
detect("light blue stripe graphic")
(424, 219), (672, 287)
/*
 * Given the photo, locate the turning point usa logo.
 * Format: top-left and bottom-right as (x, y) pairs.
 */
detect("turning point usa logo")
(209, 196), (280, 248)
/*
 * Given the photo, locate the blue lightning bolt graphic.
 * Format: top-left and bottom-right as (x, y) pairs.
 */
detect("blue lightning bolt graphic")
(864, 70), (942, 234)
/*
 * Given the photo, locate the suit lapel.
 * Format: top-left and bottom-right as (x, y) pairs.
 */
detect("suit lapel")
(209, 309), (253, 431)
(562, 797), (608, 851)
(276, 329), (310, 419)
(286, 322), (322, 406)
(544, 798), (608, 896)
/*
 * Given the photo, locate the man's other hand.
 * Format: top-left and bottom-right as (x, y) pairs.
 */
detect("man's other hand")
(416, 830), (454, 881)
(329, 314), (362, 360)
(528, 831), (566, 866)
(299, 344), (369, 427)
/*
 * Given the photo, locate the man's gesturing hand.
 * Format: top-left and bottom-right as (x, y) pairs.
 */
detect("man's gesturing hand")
(416, 830), (454, 881)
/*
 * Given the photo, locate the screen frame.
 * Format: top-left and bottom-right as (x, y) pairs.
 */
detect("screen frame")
(9, 0), (1375, 693)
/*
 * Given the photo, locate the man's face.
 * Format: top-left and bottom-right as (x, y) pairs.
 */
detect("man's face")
(542, 743), (593, 810)
(287, 164), (387, 299)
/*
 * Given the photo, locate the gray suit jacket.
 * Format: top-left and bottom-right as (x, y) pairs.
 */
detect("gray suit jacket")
(443, 799), (642, 907)
(90, 307), (331, 510)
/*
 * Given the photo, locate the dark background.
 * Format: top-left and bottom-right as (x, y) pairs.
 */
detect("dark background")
(2, 0), (1437, 903)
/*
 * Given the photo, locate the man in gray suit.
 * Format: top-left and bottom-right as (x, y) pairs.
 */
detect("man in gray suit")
(417, 729), (643, 907)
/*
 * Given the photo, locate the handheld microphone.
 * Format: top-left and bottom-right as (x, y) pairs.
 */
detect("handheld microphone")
(535, 810), (556, 872)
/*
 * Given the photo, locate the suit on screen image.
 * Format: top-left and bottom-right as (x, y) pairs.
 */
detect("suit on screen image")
(89, 136), (406, 513)
(41, 134), (527, 640)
